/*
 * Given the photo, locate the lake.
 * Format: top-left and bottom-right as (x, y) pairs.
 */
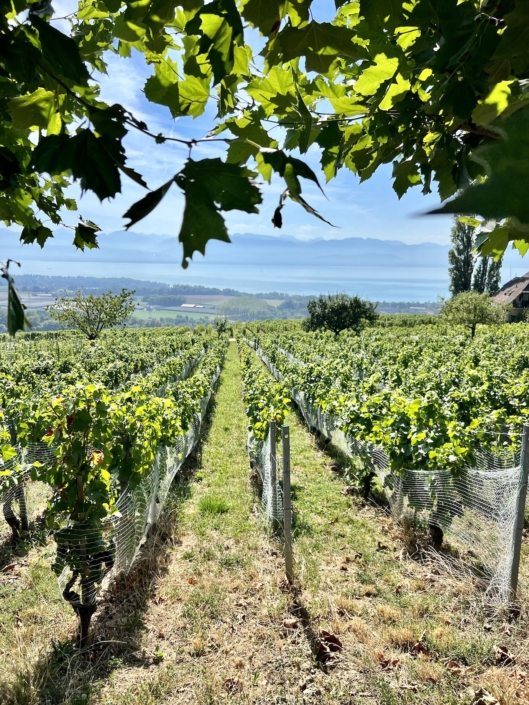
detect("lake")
(17, 260), (449, 301)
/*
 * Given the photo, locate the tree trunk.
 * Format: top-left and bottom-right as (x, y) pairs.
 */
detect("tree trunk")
(2, 484), (28, 540)
(362, 472), (375, 499)
(429, 524), (444, 549)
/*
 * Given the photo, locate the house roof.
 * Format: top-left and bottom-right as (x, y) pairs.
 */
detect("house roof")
(493, 272), (529, 304)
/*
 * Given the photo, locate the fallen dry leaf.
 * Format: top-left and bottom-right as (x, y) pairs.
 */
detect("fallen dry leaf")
(224, 678), (242, 694)
(444, 659), (463, 674)
(1, 563), (17, 573)
(509, 670), (526, 684)
(283, 618), (299, 630)
(494, 644), (516, 666)
(317, 631), (343, 661)
(376, 652), (399, 670)
(469, 687), (499, 705)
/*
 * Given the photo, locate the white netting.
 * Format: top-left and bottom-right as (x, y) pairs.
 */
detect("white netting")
(247, 428), (284, 525)
(251, 342), (526, 603)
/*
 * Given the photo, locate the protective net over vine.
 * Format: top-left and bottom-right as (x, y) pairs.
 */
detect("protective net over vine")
(248, 428), (284, 525)
(252, 342), (526, 604)
(54, 365), (221, 605)
(1, 363), (220, 612)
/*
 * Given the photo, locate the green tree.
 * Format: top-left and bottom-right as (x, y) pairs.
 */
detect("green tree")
(3, 1), (529, 335)
(213, 315), (229, 337)
(48, 289), (136, 340)
(448, 217), (504, 296)
(440, 291), (506, 339)
(304, 293), (378, 336)
(472, 255), (503, 296)
(448, 218), (476, 296)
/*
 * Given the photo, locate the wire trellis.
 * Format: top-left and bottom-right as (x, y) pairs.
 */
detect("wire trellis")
(247, 427), (284, 526)
(251, 341), (526, 603)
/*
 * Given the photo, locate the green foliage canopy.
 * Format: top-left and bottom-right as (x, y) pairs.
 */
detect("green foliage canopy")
(304, 292), (378, 335)
(448, 217), (502, 297)
(2, 0), (529, 305)
(48, 289), (136, 339)
(439, 290), (506, 338)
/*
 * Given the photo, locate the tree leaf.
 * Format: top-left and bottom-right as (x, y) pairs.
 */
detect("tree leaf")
(274, 21), (364, 71)
(8, 88), (55, 129)
(379, 73), (410, 110)
(123, 178), (175, 229)
(471, 81), (515, 126)
(174, 158), (262, 267)
(430, 108), (529, 229)
(144, 60), (181, 115)
(315, 121), (344, 182)
(392, 159), (421, 198)
(20, 224), (54, 247)
(31, 130), (123, 201)
(241, 0), (285, 35)
(31, 16), (89, 85)
(359, 0), (403, 32)
(73, 220), (101, 250)
(0, 263), (31, 336)
(493, 0), (529, 71)
(260, 149), (325, 194)
(291, 192), (336, 227)
(354, 54), (399, 96)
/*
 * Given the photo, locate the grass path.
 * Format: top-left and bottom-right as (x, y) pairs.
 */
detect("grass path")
(2, 342), (529, 705)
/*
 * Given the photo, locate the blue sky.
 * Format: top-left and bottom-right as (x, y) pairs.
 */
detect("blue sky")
(49, 0), (459, 246)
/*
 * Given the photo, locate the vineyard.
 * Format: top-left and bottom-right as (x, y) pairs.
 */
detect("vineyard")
(1, 323), (529, 704)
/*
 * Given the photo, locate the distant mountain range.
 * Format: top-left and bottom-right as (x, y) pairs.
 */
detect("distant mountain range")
(1, 227), (527, 270)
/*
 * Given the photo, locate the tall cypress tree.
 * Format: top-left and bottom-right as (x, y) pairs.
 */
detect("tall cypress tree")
(448, 217), (504, 297)
(485, 256), (503, 296)
(472, 256), (503, 295)
(448, 217), (475, 295)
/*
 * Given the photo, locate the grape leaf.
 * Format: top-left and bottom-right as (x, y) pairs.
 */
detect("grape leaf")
(174, 158), (262, 267)
(144, 60), (181, 115)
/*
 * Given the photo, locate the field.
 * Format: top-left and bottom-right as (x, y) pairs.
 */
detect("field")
(132, 309), (215, 321)
(1, 322), (529, 705)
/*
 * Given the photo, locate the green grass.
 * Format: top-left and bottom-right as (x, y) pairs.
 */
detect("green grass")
(197, 495), (229, 515)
